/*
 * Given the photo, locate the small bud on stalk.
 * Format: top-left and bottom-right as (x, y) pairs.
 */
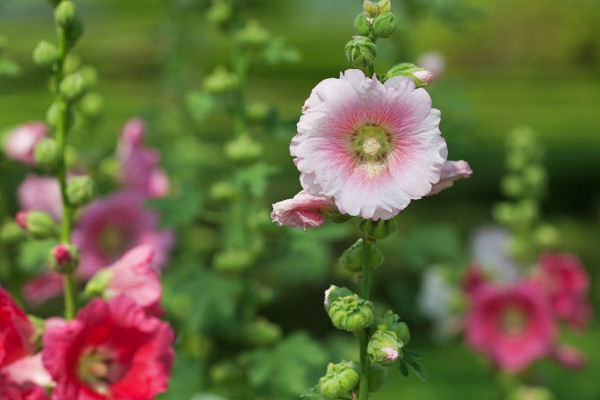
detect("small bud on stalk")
(33, 40), (59, 68)
(50, 243), (79, 273)
(235, 20), (270, 49)
(225, 134), (262, 162)
(345, 36), (377, 70)
(34, 138), (60, 169)
(376, 310), (411, 344)
(387, 63), (434, 87)
(328, 294), (374, 332)
(367, 330), (402, 365)
(78, 92), (104, 119)
(319, 361), (360, 398)
(16, 210), (57, 239)
(372, 13), (396, 38)
(204, 66), (238, 93)
(340, 238), (384, 272)
(354, 13), (372, 36)
(359, 218), (396, 240)
(66, 175), (95, 207)
(59, 72), (87, 103)
(46, 101), (75, 130)
(54, 1), (77, 28)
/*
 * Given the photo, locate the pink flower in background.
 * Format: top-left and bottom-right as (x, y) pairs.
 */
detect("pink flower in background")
(291, 69), (449, 220)
(428, 160), (472, 195)
(117, 118), (170, 198)
(416, 51), (445, 81)
(22, 273), (64, 307)
(72, 192), (174, 278)
(0, 287), (34, 369)
(465, 281), (555, 373)
(3, 122), (47, 165)
(552, 344), (586, 370)
(100, 245), (163, 315)
(17, 174), (62, 220)
(536, 252), (592, 329)
(271, 190), (336, 231)
(42, 296), (174, 399)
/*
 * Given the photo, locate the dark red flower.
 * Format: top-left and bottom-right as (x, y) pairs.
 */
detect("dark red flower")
(0, 287), (34, 369)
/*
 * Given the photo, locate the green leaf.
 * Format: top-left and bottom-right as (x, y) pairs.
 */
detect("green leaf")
(403, 352), (427, 382)
(235, 162), (278, 199)
(397, 359), (409, 377)
(185, 90), (216, 122)
(146, 185), (203, 228)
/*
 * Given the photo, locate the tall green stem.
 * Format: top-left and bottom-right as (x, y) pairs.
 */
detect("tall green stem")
(358, 236), (372, 400)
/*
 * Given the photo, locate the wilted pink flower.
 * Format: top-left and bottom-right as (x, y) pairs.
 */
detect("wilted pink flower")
(72, 192), (174, 278)
(465, 281), (556, 373)
(22, 273), (64, 307)
(271, 190), (336, 231)
(42, 296), (174, 399)
(3, 122), (47, 165)
(536, 252), (592, 329)
(428, 160), (472, 195)
(100, 245), (163, 315)
(416, 51), (445, 81)
(17, 174), (62, 220)
(291, 69), (449, 220)
(117, 118), (170, 198)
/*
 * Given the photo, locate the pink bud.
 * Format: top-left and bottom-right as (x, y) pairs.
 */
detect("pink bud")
(15, 211), (28, 230)
(118, 118), (146, 157)
(413, 69), (434, 83)
(3, 122), (47, 165)
(381, 347), (399, 362)
(53, 244), (72, 265)
(50, 243), (79, 273)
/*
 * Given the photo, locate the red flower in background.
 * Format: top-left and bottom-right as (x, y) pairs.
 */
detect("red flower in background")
(536, 252), (592, 329)
(42, 296), (174, 399)
(0, 287), (34, 369)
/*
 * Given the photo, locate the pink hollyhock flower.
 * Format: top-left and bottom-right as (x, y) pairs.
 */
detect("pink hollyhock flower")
(17, 174), (62, 220)
(22, 273), (64, 307)
(0, 287), (34, 369)
(116, 118), (170, 198)
(428, 160), (472, 195)
(464, 281), (556, 373)
(291, 69), (452, 220)
(42, 296), (174, 399)
(97, 245), (163, 315)
(271, 190), (337, 231)
(2, 354), (53, 389)
(72, 192), (174, 279)
(536, 252), (592, 329)
(3, 122), (47, 165)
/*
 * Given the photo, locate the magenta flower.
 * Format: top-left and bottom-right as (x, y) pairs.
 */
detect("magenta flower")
(117, 118), (170, 198)
(271, 190), (337, 231)
(101, 245), (163, 316)
(3, 122), (47, 165)
(428, 160), (472, 195)
(22, 272), (64, 307)
(464, 281), (556, 373)
(42, 296), (174, 399)
(536, 252), (592, 329)
(17, 174), (62, 220)
(291, 69), (450, 220)
(72, 193), (174, 279)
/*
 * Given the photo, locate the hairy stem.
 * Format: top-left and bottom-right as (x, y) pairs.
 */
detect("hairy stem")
(358, 236), (372, 400)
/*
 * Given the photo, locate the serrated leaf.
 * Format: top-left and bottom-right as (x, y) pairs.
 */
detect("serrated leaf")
(404, 353), (427, 382)
(300, 385), (325, 400)
(146, 185), (203, 228)
(398, 359), (409, 377)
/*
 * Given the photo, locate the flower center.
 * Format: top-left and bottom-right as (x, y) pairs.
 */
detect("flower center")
(78, 347), (125, 395)
(350, 125), (392, 179)
(500, 306), (527, 335)
(362, 136), (381, 156)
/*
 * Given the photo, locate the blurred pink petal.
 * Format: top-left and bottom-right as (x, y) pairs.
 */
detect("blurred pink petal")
(552, 344), (586, 370)
(416, 51), (445, 81)
(17, 174), (62, 220)
(3, 354), (53, 387)
(3, 122), (47, 165)
(428, 160), (472, 195)
(22, 273), (64, 307)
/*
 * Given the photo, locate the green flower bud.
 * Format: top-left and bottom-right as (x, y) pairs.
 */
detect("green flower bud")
(235, 20), (270, 48)
(339, 238), (384, 272)
(32, 40), (59, 68)
(54, 1), (77, 28)
(66, 176), (95, 207)
(518, 199), (538, 222)
(523, 165), (547, 192)
(354, 13), (372, 36)
(225, 133), (262, 162)
(319, 361), (360, 398)
(377, 0), (392, 14)
(49, 243), (79, 274)
(84, 268), (113, 299)
(210, 181), (236, 202)
(245, 102), (270, 122)
(359, 218), (396, 240)
(34, 138), (60, 170)
(372, 13), (396, 38)
(78, 65), (98, 88)
(534, 224), (560, 247)
(324, 285), (355, 312)
(243, 318), (282, 346)
(368, 364), (387, 392)
(386, 62), (432, 87)
(500, 174), (525, 198)
(0, 220), (24, 243)
(328, 294), (374, 332)
(207, 0), (233, 26)
(364, 0), (391, 16)
(46, 101), (73, 130)
(213, 248), (253, 272)
(78, 92), (104, 119)
(345, 36), (377, 70)
(367, 330), (402, 366)
(210, 362), (243, 385)
(63, 54), (81, 75)
(204, 66), (238, 93)
(16, 210), (57, 239)
(492, 202), (515, 226)
(59, 72), (86, 103)
(376, 311), (410, 344)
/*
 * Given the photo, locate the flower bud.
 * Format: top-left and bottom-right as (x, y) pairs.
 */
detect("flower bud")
(235, 20), (270, 48)
(377, 0), (392, 14)
(364, 0), (391, 16)
(328, 294), (374, 332)
(78, 92), (104, 119)
(245, 102), (270, 122)
(353, 13), (372, 36)
(50, 243), (79, 273)
(376, 311), (410, 344)
(66, 175), (95, 207)
(386, 63), (433, 87)
(213, 248), (253, 272)
(207, 0), (233, 26)
(368, 364), (387, 392)
(46, 101), (74, 130)
(319, 361), (360, 398)
(500, 174), (525, 198)
(372, 13), (396, 38)
(84, 268), (113, 299)
(339, 238), (384, 272)
(210, 181), (236, 202)
(345, 36), (377, 70)
(243, 318), (282, 346)
(59, 72), (86, 103)
(34, 138), (60, 169)
(225, 133), (262, 162)
(16, 210), (57, 239)
(367, 330), (402, 366)
(324, 285), (354, 311)
(359, 218), (396, 240)
(78, 65), (98, 88)
(204, 66), (238, 93)
(0, 220), (24, 243)
(32, 40), (59, 68)
(54, 1), (77, 28)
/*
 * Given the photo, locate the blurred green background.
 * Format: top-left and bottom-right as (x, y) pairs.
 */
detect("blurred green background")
(1, 0), (599, 398)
